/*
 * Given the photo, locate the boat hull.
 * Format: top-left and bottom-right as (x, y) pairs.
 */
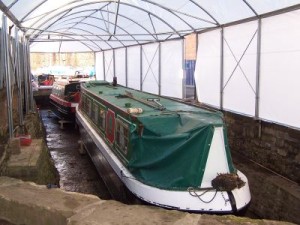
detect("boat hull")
(77, 114), (139, 203)
(49, 94), (77, 121)
(76, 110), (251, 213)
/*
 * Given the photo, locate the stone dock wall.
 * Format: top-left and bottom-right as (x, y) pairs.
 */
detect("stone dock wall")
(222, 111), (300, 224)
(0, 177), (296, 225)
(223, 111), (300, 184)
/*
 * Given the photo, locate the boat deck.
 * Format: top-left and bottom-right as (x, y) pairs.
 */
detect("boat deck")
(83, 81), (223, 125)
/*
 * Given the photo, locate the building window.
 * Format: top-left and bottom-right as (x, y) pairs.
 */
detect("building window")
(115, 118), (129, 155)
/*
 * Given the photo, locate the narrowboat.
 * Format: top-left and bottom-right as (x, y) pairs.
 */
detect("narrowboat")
(49, 81), (81, 121)
(76, 80), (251, 213)
(33, 74), (55, 106)
(37, 74), (55, 87)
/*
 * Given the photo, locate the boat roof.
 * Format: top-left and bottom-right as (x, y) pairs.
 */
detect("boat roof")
(82, 81), (224, 126)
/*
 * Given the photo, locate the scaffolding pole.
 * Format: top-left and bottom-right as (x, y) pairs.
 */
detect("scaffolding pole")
(22, 36), (30, 114)
(26, 40), (34, 111)
(2, 15), (14, 138)
(14, 27), (24, 126)
(0, 25), (4, 89)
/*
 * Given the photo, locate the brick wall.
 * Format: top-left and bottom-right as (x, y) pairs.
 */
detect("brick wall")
(185, 34), (197, 60)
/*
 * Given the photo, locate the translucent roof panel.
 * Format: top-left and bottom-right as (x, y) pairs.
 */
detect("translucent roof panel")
(199, 0), (257, 23)
(1, 0), (299, 52)
(247, 0), (300, 14)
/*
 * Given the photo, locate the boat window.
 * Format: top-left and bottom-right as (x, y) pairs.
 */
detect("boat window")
(91, 102), (98, 124)
(79, 93), (84, 109)
(58, 86), (64, 98)
(65, 83), (81, 96)
(52, 84), (63, 97)
(82, 94), (87, 112)
(83, 95), (92, 116)
(115, 118), (129, 155)
(98, 107), (106, 131)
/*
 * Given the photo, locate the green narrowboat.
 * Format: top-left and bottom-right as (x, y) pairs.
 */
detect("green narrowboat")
(76, 80), (251, 212)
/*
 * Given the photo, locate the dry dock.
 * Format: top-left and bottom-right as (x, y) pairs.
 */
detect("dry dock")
(0, 108), (299, 225)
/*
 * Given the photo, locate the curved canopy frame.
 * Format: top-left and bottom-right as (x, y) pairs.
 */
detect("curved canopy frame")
(1, 0), (300, 52)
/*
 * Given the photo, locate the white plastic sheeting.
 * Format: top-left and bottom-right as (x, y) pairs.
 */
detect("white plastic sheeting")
(223, 21), (257, 116)
(195, 9), (300, 129)
(141, 43), (159, 94)
(114, 48), (126, 86)
(161, 40), (183, 98)
(259, 10), (300, 129)
(127, 45), (141, 90)
(104, 50), (114, 82)
(195, 29), (221, 108)
(95, 39), (183, 98)
(95, 51), (104, 80)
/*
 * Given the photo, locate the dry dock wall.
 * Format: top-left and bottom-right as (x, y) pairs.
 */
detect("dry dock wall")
(0, 177), (296, 225)
(223, 111), (300, 224)
(223, 111), (300, 184)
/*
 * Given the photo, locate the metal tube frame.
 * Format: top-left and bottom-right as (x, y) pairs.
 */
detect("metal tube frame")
(14, 27), (24, 126)
(140, 45), (143, 91)
(255, 18), (262, 119)
(93, 51), (96, 79)
(26, 41), (34, 111)
(2, 15), (14, 138)
(125, 47), (128, 87)
(0, 27), (4, 89)
(103, 51), (106, 81)
(194, 33), (198, 101)
(22, 36), (29, 114)
(220, 27), (224, 110)
(182, 38), (185, 99)
(158, 42), (161, 96)
(113, 48), (116, 79)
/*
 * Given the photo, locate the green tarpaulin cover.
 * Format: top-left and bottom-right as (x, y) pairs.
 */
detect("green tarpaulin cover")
(128, 112), (234, 190)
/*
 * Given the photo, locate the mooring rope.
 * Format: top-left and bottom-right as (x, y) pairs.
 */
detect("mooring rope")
(187, 187), (218, 204)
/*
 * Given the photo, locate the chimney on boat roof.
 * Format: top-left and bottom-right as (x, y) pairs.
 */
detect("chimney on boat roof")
(113, 76), (117, 86)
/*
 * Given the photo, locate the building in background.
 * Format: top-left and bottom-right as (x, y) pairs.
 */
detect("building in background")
(30, 52), (95, 77)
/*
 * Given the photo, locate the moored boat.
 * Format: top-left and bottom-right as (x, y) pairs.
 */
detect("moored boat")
(37, 74), (55, 88)
(76, 80), (251, 213)
(49, 81), (81, 121)
(33, 74), (55, 107)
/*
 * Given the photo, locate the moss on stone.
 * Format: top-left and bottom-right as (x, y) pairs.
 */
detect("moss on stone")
(35, 140), (60, 185)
